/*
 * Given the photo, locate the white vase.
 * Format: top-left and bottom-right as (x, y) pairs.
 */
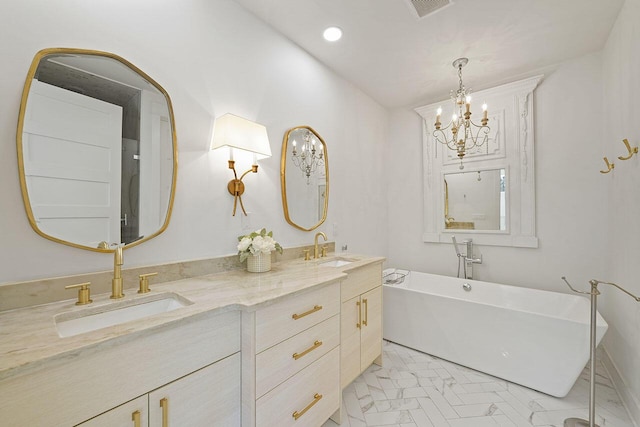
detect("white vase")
(247, 252), (271, 273)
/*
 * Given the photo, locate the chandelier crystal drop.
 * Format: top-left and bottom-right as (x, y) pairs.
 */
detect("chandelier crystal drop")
(434, 58), (490, 169)
(291, 130), (324, 184)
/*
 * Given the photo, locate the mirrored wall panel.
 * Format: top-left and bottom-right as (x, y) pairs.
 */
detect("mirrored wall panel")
(280, 126), (329, 231)
(444, 169), (506, 231)
(17, 48), (177, 252)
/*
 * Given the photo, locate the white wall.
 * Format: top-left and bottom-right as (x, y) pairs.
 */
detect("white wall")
(0, 0), (389, 283)
(601, 0), (640, 418)
(387, 52), (607, 291)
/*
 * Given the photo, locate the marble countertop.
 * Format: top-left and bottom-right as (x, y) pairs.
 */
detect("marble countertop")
(0, 253), (384, 381)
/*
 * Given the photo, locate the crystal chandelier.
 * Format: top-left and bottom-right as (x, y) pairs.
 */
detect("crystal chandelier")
(292, 130), (324, 184)
(434, 58), (490, 169)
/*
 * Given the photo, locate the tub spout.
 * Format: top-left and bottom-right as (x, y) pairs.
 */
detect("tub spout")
(464, 239), (482, 280)
(452, 237), (482, 280)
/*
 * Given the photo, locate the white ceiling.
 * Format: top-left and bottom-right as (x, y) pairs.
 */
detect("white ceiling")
(232, 0), (625, 108)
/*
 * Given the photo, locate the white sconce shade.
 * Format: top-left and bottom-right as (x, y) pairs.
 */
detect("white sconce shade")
(210, 113), (272, 216)
(211, 113), (271, 159)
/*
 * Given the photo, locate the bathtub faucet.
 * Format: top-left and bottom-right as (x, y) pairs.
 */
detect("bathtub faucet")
(452, 237), (482, 280)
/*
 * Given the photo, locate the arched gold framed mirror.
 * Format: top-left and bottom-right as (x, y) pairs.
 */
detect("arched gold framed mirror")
(280, 125), (329, 231)
(16, 48), (178, 252)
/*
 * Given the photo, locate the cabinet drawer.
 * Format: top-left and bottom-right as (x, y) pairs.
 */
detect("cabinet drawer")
(256, 314), (339, 398)
(256, 347), (339, 427)
(256, 282), (340, 352)
(341, 263), (382, 302)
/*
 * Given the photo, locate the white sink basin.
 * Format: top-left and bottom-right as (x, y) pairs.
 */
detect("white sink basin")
(55, 293), (192, 338)
(319, 258), (354, 268)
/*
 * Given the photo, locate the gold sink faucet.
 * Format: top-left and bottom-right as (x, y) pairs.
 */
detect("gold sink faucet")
(111, 244), (125, 299)
(314, 232), (327, 259)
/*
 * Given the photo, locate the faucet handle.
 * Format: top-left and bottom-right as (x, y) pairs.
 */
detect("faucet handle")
(65, 282), (92, 305)
(303, 249), (311, 261)
(138, 272), (157, 294)
(321, 246), (328, 258)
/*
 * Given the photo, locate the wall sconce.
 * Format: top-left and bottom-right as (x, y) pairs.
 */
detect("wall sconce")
(211, 113), (272, 216)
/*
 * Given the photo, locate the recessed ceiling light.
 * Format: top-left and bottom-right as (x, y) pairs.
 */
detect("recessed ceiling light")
(323, 27), (342, 42)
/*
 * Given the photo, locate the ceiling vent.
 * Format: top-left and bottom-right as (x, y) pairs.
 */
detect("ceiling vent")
(407, 0), (452, 18)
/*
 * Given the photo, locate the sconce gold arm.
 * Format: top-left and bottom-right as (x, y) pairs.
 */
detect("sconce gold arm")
(292, 393), (323, 420)
(599, 157), (614, 174)
(617, 138), (638, 161)
(226, 160), (258, 216)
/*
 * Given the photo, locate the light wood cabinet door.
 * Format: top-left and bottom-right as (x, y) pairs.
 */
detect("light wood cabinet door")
(76, 396), (148, 427)
(341, 296), (362, 389)
(148, 353), (240, 427)
(339, 263), (383, 390)
(360, 286), (383, 369)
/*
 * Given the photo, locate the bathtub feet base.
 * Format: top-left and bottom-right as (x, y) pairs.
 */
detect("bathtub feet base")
(564, 417), (599, 427)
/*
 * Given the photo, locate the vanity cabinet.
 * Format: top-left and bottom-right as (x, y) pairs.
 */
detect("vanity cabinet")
(340, 262), (383, 389)
(242, 281), (341, 427)
(78, 354), (240, 427)
(0, 310), (240, 427)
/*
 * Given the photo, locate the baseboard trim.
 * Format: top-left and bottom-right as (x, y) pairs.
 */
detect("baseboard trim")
(601, 347), (640, 427)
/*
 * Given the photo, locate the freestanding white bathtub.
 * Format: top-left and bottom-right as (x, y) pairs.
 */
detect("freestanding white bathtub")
(382, 270), (608, 397)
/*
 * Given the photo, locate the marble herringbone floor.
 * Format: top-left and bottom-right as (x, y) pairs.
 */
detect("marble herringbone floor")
(323, 341), (636, 427)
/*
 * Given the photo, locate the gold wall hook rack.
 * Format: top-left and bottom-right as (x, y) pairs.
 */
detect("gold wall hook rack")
(617, 138), (638, 161)
(599, 156), (614, 174)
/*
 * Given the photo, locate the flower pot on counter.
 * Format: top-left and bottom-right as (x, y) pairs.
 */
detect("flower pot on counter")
(247, 253), (271, 273)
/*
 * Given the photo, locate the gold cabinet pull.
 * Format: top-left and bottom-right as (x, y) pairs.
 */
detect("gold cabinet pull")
(160, 397), (169, 427)
(292, 340), (323, 360)
(356, 300), (361, 329)
(292, 393), (323, 420)
(363, 298), (368, 326)
(292, 305), (322, 320)
(131, 410), (141, 427)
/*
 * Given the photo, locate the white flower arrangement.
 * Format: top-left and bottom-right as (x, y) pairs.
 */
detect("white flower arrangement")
(237, 228), (283, 263)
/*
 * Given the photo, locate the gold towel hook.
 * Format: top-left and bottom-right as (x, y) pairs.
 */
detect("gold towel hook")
(617, 138), (638, 161)
(599, 156), (614, 174)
